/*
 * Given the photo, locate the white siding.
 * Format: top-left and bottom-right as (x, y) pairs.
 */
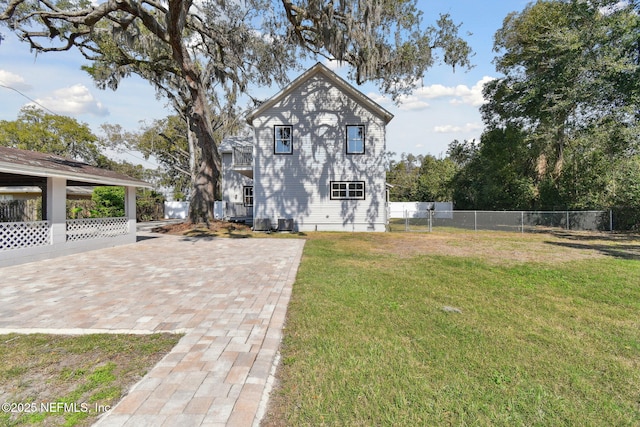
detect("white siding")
(221, 152), (253, 217)
(253, 73), (388, 232)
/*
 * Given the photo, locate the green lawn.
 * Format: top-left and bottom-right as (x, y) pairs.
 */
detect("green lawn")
(0, 333), (181, 426)
(264, 231), (640, 426)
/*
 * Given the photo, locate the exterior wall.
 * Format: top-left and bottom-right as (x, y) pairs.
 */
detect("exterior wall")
(252, 73), (388, 232)
(0, 192), (39, 201)
(221, 151), (253, 218)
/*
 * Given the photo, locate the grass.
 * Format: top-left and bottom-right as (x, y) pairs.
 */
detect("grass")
(0, 333), (181, 426)
(263, 231), (640, 426)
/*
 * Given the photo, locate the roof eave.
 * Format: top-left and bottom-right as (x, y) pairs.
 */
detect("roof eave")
(246, 62), (394, 125)
(0, 161), (152, 188)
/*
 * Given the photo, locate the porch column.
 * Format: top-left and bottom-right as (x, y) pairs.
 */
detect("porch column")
(124, 186), (136, 238)
(47, 176), (67, 245)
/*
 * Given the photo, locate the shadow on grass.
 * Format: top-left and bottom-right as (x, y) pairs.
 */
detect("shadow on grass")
(545, 240), (640, 261)
(549, 230), (640, 242)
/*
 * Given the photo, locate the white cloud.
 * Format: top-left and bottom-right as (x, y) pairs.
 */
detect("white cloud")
(366, 91), (430, 111)
(416, 76), (495, 107)
(0, 70), (32, 91)
(360, 75), (495, 111)
(29, 84), (109, 117)
(367, 76), (495, 112)
(600, 1), (630, 16)
(367, 92), (391, 106)
(434, 122), (483, 133)
(396, 94), (430, 111)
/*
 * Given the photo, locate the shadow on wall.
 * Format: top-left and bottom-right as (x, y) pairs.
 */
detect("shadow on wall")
(255, 73), (387, 231)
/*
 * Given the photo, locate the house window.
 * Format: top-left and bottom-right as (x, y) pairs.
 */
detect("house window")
(346, 125), (365, 154)
(330, 181), (365, 200)
(243, 186), (253, 207)
(274, 125), (293, 154)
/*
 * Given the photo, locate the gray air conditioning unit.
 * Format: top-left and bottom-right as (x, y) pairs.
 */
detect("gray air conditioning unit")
(253, 218), (271, 231)
(278, 218), (294, 232)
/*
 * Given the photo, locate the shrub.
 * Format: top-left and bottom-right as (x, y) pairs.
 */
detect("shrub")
(91, 187), (125, 218)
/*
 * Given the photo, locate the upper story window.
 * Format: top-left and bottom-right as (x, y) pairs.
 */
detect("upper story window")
(346, 125), (365, 154)
(274, 125), (293, 154)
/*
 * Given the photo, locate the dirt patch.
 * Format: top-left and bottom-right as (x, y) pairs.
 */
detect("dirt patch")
(371, 230), (640, 265)
(150, 223), (640, 264)
(151, 220), (252, 237)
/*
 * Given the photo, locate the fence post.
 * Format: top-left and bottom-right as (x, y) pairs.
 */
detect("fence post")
(521, 211), (524, 233)
(405, 210), (408, 232)
(610, 209), (613, 232)
(566, 211), (570, 230)
(474, 210), (477, 232)
(428, 209), (432, 233)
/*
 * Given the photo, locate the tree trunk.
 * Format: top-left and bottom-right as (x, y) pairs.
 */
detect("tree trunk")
(166, 0), (221, 224)
(187, 119), (197, 184)
(186, 96), (221, 224)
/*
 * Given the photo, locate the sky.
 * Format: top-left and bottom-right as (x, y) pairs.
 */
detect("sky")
(0, 0), (532, 167)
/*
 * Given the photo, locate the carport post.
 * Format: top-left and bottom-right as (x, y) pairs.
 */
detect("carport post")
(47, 176), (67, 245)
(125, 186), (137, 240)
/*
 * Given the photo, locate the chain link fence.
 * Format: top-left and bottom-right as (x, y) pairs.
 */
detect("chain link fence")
(390, 210), (617, 233)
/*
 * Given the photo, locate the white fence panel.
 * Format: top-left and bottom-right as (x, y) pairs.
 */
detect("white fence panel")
(389, 202), (453, 219)
(164, 201), (189, 219)
(66, 218), (129, 242)
(0, 221), (51, 250)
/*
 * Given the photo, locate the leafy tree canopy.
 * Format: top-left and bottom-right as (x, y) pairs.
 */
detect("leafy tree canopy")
(0, 106), (102, 164)
(386, 152), (457, 202)
(482, 0), (640, 179)
(0, 106), (155, 183)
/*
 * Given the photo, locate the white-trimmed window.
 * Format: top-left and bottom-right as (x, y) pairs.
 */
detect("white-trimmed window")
(243, 186), (253, 207)
(330, 181), (365, 200)
(274, 125), (293, 154)
(346, 125), (365, 154)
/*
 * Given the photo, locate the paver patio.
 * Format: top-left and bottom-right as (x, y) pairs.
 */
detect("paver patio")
(0, 231), (305, 426)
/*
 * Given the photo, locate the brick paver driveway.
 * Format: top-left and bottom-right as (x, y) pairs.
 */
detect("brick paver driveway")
(0, 231), (305, 426)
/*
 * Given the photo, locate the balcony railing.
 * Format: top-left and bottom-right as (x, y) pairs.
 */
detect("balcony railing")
(232, 146), (253, 167)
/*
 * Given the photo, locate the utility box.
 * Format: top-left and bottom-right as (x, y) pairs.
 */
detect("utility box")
(278, 218), (294, 232)
(253, 218), (271, 231)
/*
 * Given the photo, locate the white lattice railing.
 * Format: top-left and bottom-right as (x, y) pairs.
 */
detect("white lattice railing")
(66, 217), (129, 242)
(0, 221), (51, 251)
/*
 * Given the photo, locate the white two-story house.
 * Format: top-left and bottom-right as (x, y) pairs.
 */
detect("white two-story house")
(220, 62), (394, 232)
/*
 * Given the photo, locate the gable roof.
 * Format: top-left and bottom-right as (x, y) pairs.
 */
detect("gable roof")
(0, 146), (151, 188)
(246, 62), (394, 125)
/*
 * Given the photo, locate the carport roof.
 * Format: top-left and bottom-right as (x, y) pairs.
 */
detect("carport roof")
(0, 146), (152, 188)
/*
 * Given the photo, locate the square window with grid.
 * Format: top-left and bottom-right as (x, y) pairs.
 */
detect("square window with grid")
(330, 181), (365, 200)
